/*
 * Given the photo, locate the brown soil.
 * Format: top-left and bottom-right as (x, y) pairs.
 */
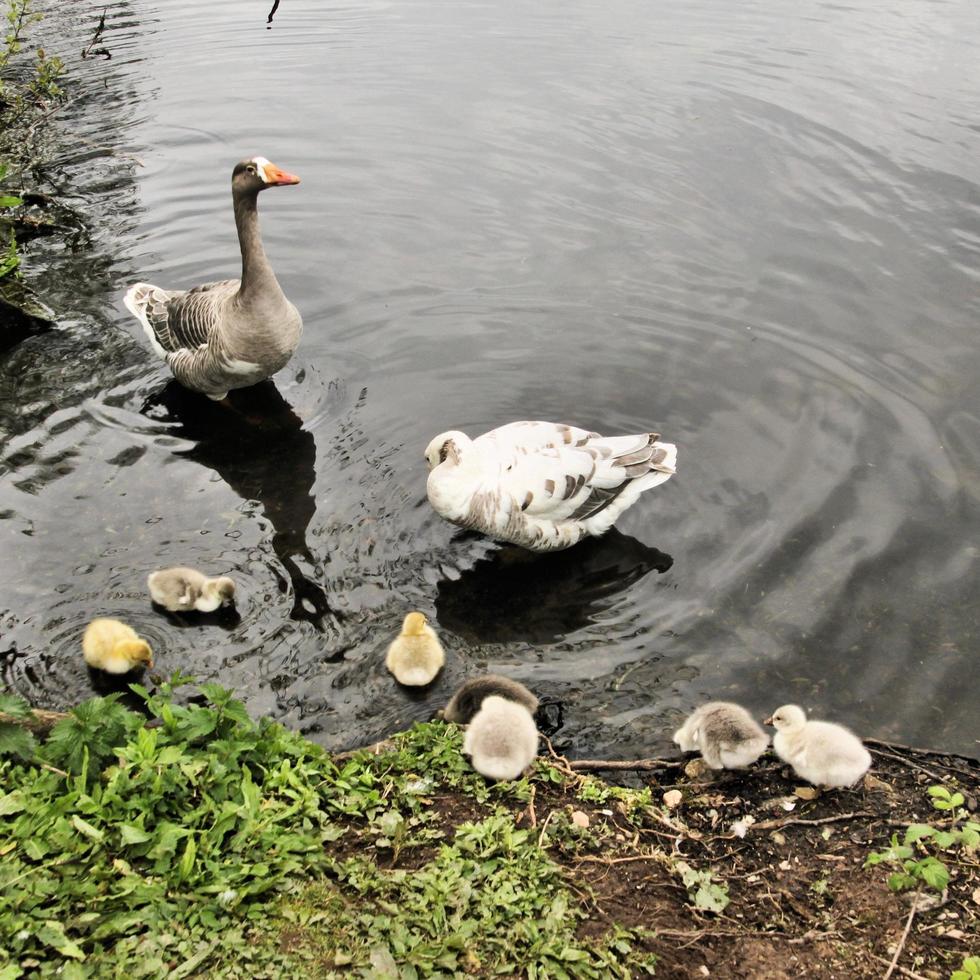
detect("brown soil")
(435, 741), (977, 979)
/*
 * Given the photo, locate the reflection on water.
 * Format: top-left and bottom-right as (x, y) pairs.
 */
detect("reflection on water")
(437, 530), (673, 644)
(141, 380), (334, 629)
(0, 0), (978, 759)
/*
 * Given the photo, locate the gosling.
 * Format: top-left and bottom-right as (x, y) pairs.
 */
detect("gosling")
(766, 704), (871, 788)
(82, 618), (153, 674)
(463, 695), (539, 781)
(442, 673), (538, 725)
(672, 701), (769, 770)
(386, 612), (445, 686)
(147, 566), (236, 613)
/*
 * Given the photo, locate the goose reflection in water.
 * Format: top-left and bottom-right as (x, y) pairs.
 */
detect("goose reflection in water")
(436, 529), (673, 645)
(141, 379), (334, 629)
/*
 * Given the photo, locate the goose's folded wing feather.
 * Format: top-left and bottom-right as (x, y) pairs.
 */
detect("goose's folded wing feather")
(482, 423), (675, 524)
(146, 279), (239, 353)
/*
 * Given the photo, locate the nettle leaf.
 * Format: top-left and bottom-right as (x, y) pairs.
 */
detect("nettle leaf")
(0, 690), (32, 717)
(35, 920), (85, 960)
(0, 788), (27, 815)
(0, 723), (36, 761)
(886, 872), (917, 892)
(0, 194), (22, 208)
(903, 824), (935, 844)
(915, 857), (949, 892)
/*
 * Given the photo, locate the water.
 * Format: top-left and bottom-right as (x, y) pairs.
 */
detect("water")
(1, 0), (978, 758)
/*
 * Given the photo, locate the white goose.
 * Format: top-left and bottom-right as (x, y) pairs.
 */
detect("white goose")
(423, 420), (677, 551)
(124, 157), (302, 400)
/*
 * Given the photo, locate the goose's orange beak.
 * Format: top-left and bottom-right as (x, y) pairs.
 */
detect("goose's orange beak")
(264, 162), (300, 185)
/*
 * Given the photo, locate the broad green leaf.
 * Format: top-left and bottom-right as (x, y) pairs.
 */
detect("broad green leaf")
(0, 789), (27, 815)
(35, 920), (86, 960)
(118, 823), (152, 845)
(903, 824), (935, 843)
(71, 814), (104, 841)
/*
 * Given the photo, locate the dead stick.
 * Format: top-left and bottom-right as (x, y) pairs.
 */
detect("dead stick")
(570, 757), (683, 772)
(869, 955), (929, 980)
(0, 709), (68, 734)
(868, 746), (944, 783)
(752, 811), (872, 832)
(883, 899), (918, 980)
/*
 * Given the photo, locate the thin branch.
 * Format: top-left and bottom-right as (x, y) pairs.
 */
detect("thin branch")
(869, 955), (929, 980)
(0, 708), (68, 734)
(569, 757), (683, 772)
(752, 811), (872, 832)
(883, 899), (918, 980)
(868, 746), (944, 783)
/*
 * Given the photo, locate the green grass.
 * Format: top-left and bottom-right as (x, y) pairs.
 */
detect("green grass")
(0, 679), (657, 978)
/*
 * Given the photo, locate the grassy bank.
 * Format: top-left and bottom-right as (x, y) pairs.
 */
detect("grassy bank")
(0, 679), (977, 978)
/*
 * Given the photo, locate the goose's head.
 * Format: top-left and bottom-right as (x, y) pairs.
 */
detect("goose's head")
(764, 704), (807, 731)
(401, 611), (429, 636)
(424, 430), (470, 470)
(232, 156), (301, 194)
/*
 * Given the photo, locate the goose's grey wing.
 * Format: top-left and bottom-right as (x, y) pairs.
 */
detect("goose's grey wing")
(124, 279), (238, 356)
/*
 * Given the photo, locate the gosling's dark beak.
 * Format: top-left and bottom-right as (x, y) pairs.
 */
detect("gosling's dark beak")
(763, 715), (773, 726)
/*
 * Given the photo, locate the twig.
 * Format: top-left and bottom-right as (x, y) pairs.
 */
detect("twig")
(524, 784), (537, 829)
(0, 708), (68, 734)
(569, 757), (683, 772)
(81, 7), (111, 59)
(574, 853), (668, 867)
(868, 746), (944, 783)
(883, 899), (918, 980)
(752, 811), (872, 832)
(39, 762), (69, 777)
(537, 809), (558, 847)
(331, 737), (397, 763)
(869, 955), (929, 980)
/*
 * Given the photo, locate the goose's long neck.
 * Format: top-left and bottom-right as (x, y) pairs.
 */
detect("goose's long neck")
(234, 189), (282, 302)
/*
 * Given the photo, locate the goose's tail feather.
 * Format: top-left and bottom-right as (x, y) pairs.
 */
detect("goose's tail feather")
(123, 282), (169, 359)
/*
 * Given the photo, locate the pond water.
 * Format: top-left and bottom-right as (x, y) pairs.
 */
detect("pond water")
(1, 0), (978, 759)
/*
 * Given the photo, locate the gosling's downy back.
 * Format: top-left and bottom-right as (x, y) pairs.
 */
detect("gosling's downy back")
(673, 701), (769, 770)
(385, 612), (445, 686)
(768, 704), (871, 788)
(443, 674), (538, 725)
(463, 695), (539, 781)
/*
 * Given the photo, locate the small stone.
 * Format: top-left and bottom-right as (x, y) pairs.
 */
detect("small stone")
(663, 789), (683, 809)
(973, 886), (980, 906)
(863, 773), (896, 794)
(698, 966), (710, 977)
(685, 758), (708, 778)
(778, 859), (792, 871)
(571, 810), (590, 829)
(771, 831), (787, 846)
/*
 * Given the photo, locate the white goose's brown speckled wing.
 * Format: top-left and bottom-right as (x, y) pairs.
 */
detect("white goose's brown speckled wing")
(476, 421), (676, 524)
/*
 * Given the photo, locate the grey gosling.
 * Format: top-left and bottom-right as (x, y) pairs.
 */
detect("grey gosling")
(147, 567), (236, 613)
(442, 673), (538, 725)
(463, 695), (539, 781)
(673, 701), (769, 770)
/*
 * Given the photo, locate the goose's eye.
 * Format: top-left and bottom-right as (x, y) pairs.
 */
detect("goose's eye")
(246, 165), (256, 175)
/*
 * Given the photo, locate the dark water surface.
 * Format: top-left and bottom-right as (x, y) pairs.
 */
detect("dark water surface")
(2, 0), (978, 757)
